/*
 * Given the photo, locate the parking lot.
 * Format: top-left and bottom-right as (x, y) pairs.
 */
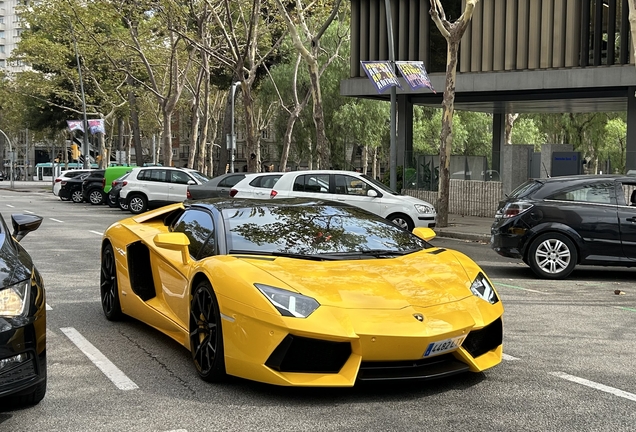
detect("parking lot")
(2, 188), (636, 431)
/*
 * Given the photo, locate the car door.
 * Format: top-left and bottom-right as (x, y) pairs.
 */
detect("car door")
(168, 170), (195, 202)
(143, 169), (170, 203)
(615, 180), (636, 259)
(216, 174), (246, 197)
(546, 181), (621, 261)
(155, 208), (216, 328)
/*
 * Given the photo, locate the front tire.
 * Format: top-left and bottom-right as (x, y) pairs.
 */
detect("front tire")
(527, 232), (577, 279)
(100, 243), (123, 320)
(388, 213), (414, 231)
(127, 194), (147, 214)
(189, 281), (225, 382)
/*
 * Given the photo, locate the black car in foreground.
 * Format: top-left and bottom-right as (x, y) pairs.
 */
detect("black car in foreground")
(107, 172), (130, 211)
(0, 212), (46, 407)
(81, 170), (106, 205)
(491, 174), (636, 279)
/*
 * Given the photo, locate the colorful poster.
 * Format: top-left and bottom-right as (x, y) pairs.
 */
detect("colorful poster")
(66, 120), (84, 132)
(88, 119), (105, 134)
(360, 61), (402, 94)
(395, 61), (436, 93)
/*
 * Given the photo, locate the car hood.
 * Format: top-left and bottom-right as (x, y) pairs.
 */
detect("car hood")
(241, 250), (472, 309)
(0, 233), (32, 289)
(395, 194), (434, 207)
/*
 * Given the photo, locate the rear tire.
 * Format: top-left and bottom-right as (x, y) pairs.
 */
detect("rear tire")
(71, 190), (83, 203)
(527, 232), (577, 279)
(89, 189), (105, 205)
(127, 194), (147, 214)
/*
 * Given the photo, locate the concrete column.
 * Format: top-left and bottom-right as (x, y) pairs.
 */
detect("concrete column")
(492, 113), (504, 175)
(627, 87), (636, 172)
(397, 95), (413, 170)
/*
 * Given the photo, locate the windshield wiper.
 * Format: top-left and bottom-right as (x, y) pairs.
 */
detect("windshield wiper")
(228, 249), (339, 261)
(321, 249), (419, 259)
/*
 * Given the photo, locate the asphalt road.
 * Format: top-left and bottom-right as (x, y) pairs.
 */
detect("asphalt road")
(1, 191), (636, 431)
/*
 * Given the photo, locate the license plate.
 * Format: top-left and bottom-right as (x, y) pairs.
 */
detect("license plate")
(423, 335), (466, 358)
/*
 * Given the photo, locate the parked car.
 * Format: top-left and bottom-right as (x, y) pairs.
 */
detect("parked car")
(0, 212), (46, 406)
(269, 170), (437, 230)
(58, 173), (91, 203)
(119, 166), (211, 214)
(229, 172), (283, 199)
(99, 198), (502, 386)
(491, 174), (636, 279)
(103, 166), (134, 194)
(53, 169), (93, 198)
(186, 172), (246, 200)
(81, 170), (106, 205)
(107, 172), (131, 211)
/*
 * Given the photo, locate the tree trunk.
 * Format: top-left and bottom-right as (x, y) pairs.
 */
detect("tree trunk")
(437, 42), (460, 228)
(280, 110), (300, 172)
(162, 110), (173, 167)
(127, 77), (144, 166)
(505, 113), (519, 144)
(308, 60), (330, 169)
(242, 87), (260, 173)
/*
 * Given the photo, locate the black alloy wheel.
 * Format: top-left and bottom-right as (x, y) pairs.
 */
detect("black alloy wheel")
(527, 232), (578, 279)
(189, 281), (225, 382)
(107, 194), (118, 208)
(388, 213), (414, 231)
(100, 243), (123, 320)
(71, 190), (83, 203)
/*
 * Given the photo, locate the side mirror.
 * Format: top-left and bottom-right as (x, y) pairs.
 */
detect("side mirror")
(367, 189), (378, 198)
(12, 214), (43, 242)
(153, 232), (191, 264)
(412, 227), (436, 242)
(187, 180), (196, 185)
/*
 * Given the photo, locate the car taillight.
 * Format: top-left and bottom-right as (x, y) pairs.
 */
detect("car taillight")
(270, 190), (278, 198)
(229, 189), (238, 198)
(501, 202), (533, 218)
(122, 181), (127, 186)
(55, 178), (62, 183)
(187, 189), (191, 199)
(102, 178), (106, 188)
(112, 181), (117, 187)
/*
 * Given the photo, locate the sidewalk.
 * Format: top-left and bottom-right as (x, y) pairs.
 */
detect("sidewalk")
(0, 180), (494, 242)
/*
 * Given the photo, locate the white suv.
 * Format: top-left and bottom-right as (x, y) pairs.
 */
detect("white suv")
(269, 170), (436, 230)
(119, 166), (210, 214)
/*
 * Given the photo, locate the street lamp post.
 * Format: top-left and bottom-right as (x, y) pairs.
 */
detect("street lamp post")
(71, 25), (90, 169)
(384, 0), (397, 192)
(0, 128), (15, 189)
(228, 81), (241, 174)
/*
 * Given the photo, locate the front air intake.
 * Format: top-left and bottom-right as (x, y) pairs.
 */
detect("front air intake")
(462, 318), (503, 359)
(265, 335), (351, 373)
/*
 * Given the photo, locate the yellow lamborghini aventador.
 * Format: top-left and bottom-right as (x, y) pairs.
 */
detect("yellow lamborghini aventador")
(100, 198), (503, 386)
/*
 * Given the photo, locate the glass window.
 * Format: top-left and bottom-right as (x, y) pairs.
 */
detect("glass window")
(170, 170), (191, 185)
(550, 183), (613, 204)
(172, 209), (216, 259)
(335, 174), (372, 196)
(139, 169), (166, 182)
(292, 174), (330, 193)
(218, 175), (244, 187)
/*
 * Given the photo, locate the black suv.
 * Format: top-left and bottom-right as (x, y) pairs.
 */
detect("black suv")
(491, 174), (636, 279)
(81, 170), (106, 205)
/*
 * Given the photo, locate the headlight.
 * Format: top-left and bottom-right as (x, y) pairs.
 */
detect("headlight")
(414, 204), (435, 214)
(0, 280), (30, 317)
(469, 273), (499, 304)
(255, 284), (320, 318)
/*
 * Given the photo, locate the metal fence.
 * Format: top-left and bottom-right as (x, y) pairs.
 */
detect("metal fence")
(403, 179), (503, 218)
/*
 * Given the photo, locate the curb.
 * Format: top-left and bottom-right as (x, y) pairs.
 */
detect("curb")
(435, 230), (491, 243)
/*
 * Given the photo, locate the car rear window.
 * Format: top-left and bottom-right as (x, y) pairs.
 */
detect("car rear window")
(508, 180), (542, 198)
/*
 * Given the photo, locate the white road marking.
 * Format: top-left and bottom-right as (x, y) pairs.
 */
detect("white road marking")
(164, 430), (188, 432)
(495, 282), (550, 294)
(24, 210), (35, 214)
(50, 218), (64, 223)
(90, 230), (103, 236)
(502, 353), (519, 361)
(60, 327), (139, 391)
(551, 372), (636, 402)
(46, 303), (52, 310)
(6, 204), (14, 208)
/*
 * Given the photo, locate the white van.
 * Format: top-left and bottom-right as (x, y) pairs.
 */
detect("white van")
(269, 170), (436, 230)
